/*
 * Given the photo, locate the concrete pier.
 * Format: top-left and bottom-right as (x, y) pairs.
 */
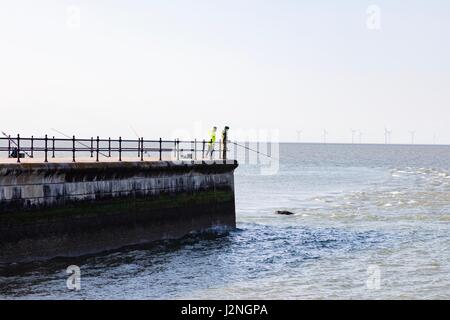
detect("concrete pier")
(0, 160), (238, 263)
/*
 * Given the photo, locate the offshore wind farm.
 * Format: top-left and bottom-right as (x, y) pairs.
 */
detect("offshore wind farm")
(294, 128), (442, 146)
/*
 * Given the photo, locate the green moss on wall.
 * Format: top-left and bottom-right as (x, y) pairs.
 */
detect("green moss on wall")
(0, 190), (234, 225)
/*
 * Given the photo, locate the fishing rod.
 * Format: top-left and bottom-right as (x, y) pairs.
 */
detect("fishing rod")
(51, 128), (109, 158)
(129, 125), (149, 155)
(1, 131), (32, 157)
(129, 125), (140, 140)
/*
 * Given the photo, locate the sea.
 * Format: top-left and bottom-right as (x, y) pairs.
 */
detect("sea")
(1, 143), (450, 299)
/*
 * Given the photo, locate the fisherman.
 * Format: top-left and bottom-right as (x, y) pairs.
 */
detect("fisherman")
(10, 147), (25, 159)
(205, 126), (217, 158)
(221, 126), (229, 159)
(10, 147), (18, 158)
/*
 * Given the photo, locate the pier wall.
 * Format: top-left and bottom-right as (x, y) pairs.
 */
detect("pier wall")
(0, 160), (238, 263)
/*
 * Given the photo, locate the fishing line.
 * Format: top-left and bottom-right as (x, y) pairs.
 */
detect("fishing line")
(231, 141), (301, 162)
(129, 125), (149, 155)
(231, 141), (280, 160)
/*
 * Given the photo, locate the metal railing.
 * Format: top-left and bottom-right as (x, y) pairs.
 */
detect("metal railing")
(0, 134), (231, 163)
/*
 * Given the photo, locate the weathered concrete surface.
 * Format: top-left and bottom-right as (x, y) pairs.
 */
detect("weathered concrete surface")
(0, 160), (238, 263)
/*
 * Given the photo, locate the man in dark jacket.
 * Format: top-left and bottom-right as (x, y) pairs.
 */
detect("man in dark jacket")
(221, 126), (229, 159)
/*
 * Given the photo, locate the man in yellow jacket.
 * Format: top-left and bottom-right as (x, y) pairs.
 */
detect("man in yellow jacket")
(206, 126), (217, 158)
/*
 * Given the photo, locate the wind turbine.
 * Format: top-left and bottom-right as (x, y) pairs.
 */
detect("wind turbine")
(351, 129), (357, 144)
(322, 129), (329, 144)
(384, 127), (392, 144)
(409, 131), (416, 145)
(296, 130), (302, 143)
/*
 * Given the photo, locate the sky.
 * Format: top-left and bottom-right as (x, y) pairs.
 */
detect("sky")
(0, 0), (449, 144)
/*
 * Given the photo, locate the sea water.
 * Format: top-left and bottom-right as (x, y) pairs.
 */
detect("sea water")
(1, 143), (450, 299)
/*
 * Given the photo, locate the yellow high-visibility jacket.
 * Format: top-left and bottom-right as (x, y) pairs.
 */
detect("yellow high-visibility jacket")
(209, 131), (216, 144)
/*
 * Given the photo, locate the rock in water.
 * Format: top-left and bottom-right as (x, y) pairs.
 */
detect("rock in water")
(275, 210), (295, 215)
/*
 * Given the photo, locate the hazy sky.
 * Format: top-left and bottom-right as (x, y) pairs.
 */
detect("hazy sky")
(1, 0), (449, 143)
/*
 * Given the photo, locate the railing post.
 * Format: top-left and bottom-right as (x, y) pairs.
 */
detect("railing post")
(90, 137), (93, 158)
(31, 135), (34, 158)
(108, 137), (111, 157)
(209, 139), (213, 160)
(52, 136), (55, 158)
(268, 141), (272, 158)
(219, 139), (222, 159)
(137, 138), (140, 158)
(177, 139), (180, 160)
(44, 135), (48, 163)
(257, 141), (260, 164)
(140, 138), (144, 161)
(245, 141), (249, 164)
(72, 135), (76, 162)
(119, 137), (122, 162)
(202, 139), (205, 159)
(96, 136), (100, 162)
(159, 138), (162, 161)
(7, 135), (11, 158)
(173, 139), (177, 158)
(223, 138), (227, 160)
(194, 139), (197, 160)
(16, 134), (20, 163)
